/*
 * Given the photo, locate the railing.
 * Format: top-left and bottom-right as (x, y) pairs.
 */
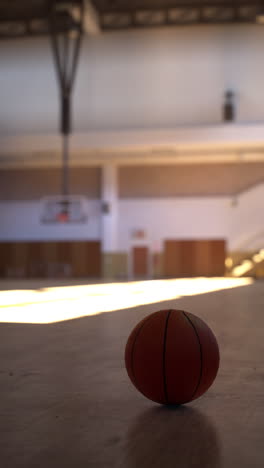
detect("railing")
(232, 230), (264, 253)
(229, 248), (264, 277)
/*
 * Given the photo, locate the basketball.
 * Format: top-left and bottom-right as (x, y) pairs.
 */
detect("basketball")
(125, 309), (220, 405)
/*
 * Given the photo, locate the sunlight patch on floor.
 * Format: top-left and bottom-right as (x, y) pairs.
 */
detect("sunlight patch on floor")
(0, 277), (253, 324)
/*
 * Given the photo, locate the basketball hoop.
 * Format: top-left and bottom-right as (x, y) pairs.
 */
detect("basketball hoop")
(56, 212), (69, 223)
(40, 195), (88, 224)
(56, 199), (70, 223)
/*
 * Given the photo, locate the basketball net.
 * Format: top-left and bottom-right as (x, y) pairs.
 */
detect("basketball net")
(56, 211), (69, 223)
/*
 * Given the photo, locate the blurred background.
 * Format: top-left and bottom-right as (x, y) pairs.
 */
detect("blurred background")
(0, 0), (263, 282)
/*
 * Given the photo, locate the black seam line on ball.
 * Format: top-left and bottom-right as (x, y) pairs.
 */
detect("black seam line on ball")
(162, 309), (172, 405)
(181, 311), (203, 401)
(131, 314), (157, 385)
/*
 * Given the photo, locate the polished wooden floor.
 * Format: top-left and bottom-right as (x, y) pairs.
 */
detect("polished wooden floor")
(0, 278), (264, 468)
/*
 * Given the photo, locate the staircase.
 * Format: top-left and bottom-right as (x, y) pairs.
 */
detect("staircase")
(228, 248), (264, 277)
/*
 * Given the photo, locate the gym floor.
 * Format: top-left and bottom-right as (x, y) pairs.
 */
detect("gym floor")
(0, 278), (263, 468)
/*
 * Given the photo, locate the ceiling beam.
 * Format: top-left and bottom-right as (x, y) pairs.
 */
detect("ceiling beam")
(101, 4), (260, 30)
(0, 0), (101, 39)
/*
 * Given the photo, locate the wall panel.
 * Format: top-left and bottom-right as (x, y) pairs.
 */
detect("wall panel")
(0, 241), (101, 279)
(163, 239), (226, 277)
(0, 167), (101, 200)
(119, 164), (264, 197)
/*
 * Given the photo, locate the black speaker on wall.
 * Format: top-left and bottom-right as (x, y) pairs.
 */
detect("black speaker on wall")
(223, 90), (235, 122)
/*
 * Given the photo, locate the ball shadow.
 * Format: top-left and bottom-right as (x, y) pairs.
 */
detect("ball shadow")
(120, 405), (221, 468)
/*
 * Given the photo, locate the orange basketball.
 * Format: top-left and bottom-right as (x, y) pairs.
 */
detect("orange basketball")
(125, 309), (220, 405)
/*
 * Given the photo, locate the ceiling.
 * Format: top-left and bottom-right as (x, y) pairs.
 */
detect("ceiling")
(0, 0), (264, 38)
(0, 1), (83, 38)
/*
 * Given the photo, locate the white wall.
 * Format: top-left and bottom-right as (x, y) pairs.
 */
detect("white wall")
(1, 25), (264, 135)
(118, 198), (229, 251)
(118, 184), (264, 252)
(0, 200), (101, 241)
(228, 183), (264, 250)
(0, 38), (58, 135)
(0, 184), (263, 250)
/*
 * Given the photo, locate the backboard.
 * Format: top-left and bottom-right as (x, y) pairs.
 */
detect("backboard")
(40, 195), (88, 224)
